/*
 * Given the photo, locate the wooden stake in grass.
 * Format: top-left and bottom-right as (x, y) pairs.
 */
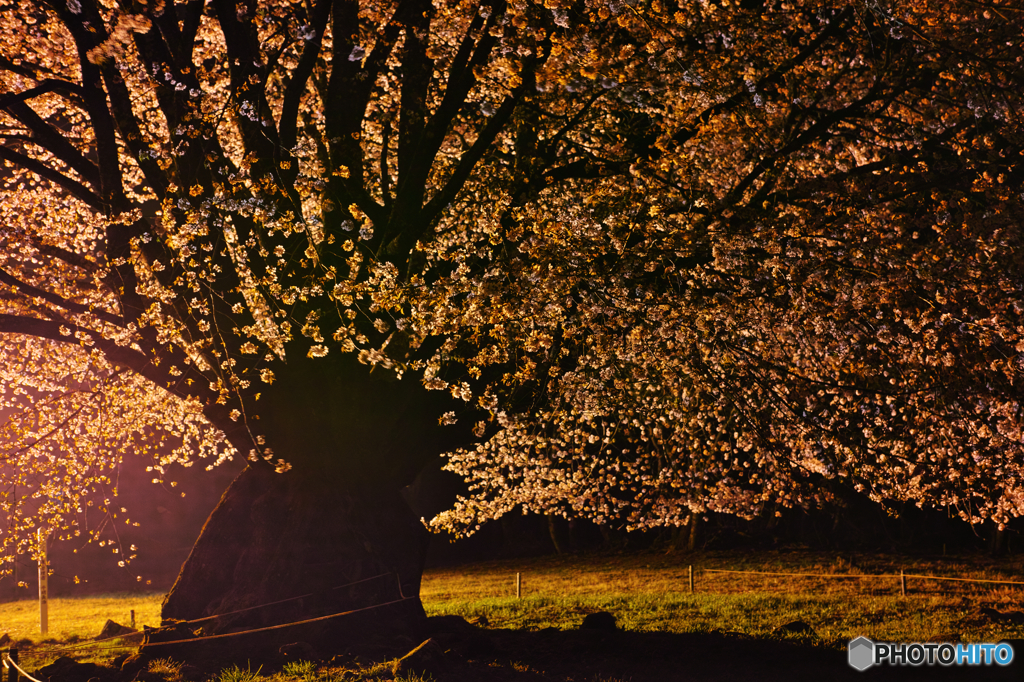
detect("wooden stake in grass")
(130, 609), (135, 629)
(516, 572), (521, 599)
(7, 648), (19, 682)
(38, 527), (48, 636)
(901, 569), (906, 598)
(689, 565), (694, 594)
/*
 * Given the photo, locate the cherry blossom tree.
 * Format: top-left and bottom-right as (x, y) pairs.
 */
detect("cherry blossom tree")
(1, 0), (1022, 646)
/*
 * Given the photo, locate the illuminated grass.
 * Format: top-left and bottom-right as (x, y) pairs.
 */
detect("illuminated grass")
(0, 593), (161, 643)
(421, 590), (1009, 649)
(1, 549), (1022, 657)
(420, 550), (1024, 648)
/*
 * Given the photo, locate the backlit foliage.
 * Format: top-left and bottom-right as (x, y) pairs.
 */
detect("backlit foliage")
(1, 0), (1023, 571)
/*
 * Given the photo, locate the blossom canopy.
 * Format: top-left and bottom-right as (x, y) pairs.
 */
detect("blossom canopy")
(0, 0), (1023, 570)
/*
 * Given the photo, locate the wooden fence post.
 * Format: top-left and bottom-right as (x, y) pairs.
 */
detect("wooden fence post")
(7, 648), (19, 682)
(900, 569), (906, 597)
(38, 528), (48, 636)
(689, 565), (694, 594)
(516, 572), (521, 599)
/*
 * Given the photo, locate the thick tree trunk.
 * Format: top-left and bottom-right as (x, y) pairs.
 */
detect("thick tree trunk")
(145, 464), (428, 661)
(144, 356), (463, 662)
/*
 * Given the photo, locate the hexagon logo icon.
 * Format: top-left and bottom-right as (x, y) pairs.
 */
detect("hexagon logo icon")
(848, 637), (875, 671)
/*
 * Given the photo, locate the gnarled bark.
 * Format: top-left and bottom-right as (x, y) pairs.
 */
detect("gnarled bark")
(145, 358), (463, 661)
(146, 464), (429, 661)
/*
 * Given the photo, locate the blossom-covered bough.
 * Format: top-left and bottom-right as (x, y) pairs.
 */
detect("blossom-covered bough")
(1, 0), (1022, 646)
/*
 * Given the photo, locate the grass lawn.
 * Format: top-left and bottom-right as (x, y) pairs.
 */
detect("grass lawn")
(420, 549), (1024, 647)
(2, 548), (1023, 674)
(0, 592), (161, 643)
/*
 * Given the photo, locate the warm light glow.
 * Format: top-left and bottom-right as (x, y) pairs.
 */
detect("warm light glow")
(0, 0), (1022, 572)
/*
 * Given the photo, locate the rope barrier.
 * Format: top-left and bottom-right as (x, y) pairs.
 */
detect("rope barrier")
(2, 653), (45, 682)
(903, 573), (1024, 587)
(20, 632), (144, 656)
(704, 569), (901, 579)
(181, 572), (393, 625)
(141, 596), (416, 648)
(703, 568), (1024, 587)
(10, 574), (414, 668)
(7, 597), (416, 681)
(20, 572), (398, 657)
(15, 641), (139, 659)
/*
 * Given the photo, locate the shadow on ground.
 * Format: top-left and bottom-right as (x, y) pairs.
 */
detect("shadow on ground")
(20, 618), (1022, 682)
(413, 619), (1022, 681)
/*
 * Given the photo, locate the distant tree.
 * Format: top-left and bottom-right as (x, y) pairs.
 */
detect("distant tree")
(1, 0), (1022, 645)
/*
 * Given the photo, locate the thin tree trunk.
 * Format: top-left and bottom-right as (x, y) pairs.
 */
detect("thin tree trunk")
(547, 514), (567, 555)
(991, 521), (1008, 557)
(687, 515), (701, 552)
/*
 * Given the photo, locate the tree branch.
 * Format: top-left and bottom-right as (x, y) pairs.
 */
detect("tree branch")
(395, 0), (435, 199)
(0, 314), (148, 373)
(0, 269), (122, 326)
(280, 0), (332, 150)
(0, 145), (103, 208)
(0, 79), (85, 110)
(1, 100), (102, 191)
(420, 75), (533, 229)
(672, 7), (854, 146)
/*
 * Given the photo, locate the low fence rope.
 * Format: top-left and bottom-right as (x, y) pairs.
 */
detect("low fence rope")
(7, 572), (413, 671)
(17, 629), (146, 656)
(9, 639), (140, 659)
(3, 652), (45, 682)
(140, 595), (417, 649)
(4, 596), (416, 680)
(702, 568), (1024, 587)
(705, 569), (896, 580)
(901, 573), (1024, 586)
(179, 572), (395, 625)
(17, 572), (401, 658)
